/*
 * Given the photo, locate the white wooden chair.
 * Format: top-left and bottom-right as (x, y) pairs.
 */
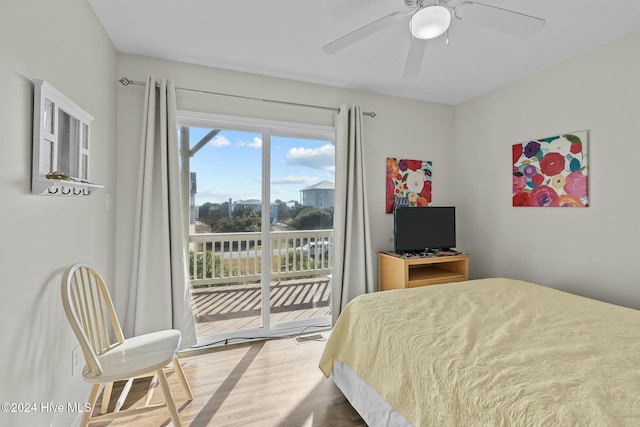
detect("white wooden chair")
(61, 262), (193, 426)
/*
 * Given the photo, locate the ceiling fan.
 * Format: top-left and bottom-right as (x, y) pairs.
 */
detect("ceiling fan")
(323, 0), (546, 78)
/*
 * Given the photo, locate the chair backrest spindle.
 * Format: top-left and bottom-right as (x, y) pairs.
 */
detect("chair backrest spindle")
(62, 263), (125, 377)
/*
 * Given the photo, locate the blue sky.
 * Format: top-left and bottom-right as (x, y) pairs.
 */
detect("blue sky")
(188, 127), (335, 206)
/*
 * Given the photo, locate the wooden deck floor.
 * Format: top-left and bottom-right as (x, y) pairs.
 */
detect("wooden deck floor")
(191, 277), (331, 336)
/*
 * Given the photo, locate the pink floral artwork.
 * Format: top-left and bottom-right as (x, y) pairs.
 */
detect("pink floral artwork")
(512, 131), (588, 207)
(386, 157), (432, 213)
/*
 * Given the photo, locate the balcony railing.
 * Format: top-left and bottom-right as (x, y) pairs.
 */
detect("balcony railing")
(188, 229), (334, 287)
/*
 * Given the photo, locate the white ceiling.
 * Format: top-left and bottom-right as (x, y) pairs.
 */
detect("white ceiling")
(89, 0), (640, 105)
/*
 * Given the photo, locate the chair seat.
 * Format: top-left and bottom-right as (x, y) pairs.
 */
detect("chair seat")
(83, 330), (182, 383)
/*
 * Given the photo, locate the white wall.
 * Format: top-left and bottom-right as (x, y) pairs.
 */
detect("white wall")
(6, 4), (637, 423)
(0, 1), (117, 426)
(454, 30), (640, 309)
(114, 54), (455, 304)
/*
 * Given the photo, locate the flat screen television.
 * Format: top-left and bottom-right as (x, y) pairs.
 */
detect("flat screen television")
(394, 206), (456, 253)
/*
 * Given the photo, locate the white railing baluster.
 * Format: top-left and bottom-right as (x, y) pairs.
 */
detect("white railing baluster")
(253, 238), (259, 277)
(189, 229), (333, 286)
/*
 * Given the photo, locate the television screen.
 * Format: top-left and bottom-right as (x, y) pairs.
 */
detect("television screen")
(394, 206), (456, 253)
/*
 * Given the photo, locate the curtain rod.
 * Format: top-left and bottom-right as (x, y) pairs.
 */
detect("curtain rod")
(118, 77), (376, 118)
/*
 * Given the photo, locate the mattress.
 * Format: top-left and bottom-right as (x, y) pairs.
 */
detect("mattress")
(331, 359), (410, 427)
(319, 278), (640, 426)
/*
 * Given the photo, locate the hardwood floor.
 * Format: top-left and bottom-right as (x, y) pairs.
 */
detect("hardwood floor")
(92, 334), (366, 427)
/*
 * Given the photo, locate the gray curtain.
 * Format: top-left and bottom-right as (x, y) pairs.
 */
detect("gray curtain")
(332, 105), (375, 323)
(124, 76), (197, 349)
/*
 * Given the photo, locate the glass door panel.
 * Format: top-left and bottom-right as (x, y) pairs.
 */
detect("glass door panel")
(269, 136), (333, 327)
(185, 126), (264, 337)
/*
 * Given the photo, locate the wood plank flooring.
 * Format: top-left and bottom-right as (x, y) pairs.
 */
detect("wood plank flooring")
(92, 334), (366, 427)
(191, 278), (331, 336)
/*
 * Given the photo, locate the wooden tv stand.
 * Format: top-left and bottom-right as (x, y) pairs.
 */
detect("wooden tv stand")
(378, 252), (469, 291)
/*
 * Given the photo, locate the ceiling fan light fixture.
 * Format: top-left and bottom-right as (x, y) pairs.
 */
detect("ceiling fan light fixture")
(410, 5), (452, 40)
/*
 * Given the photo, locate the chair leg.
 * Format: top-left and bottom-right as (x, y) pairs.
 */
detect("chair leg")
(145, 373), (159, 406)
(114, 378), (135, 412)
(100, 382), (113, 414)
(81, 384), (101, 427)
(172, 356), (193, 401)
(156, 368), (182, 427)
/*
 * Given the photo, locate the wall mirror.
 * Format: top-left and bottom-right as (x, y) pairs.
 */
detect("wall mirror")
(32, 80), (101, 195)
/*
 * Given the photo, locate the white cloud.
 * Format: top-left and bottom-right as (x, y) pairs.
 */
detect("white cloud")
(209, 135), (230, 147)
(196, 187), (262, 204)
(285, 144), (335, 172)
(269, 176), (325, 202)
(197, 189), (232, 199)
(271, 176), (320, 185)
(239, 136), (262, 148)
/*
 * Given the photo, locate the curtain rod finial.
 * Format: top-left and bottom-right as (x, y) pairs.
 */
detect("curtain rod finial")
(119, 77), (132, 86)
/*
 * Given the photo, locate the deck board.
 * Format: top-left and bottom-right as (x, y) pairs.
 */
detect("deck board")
(191, 277), (331, 336)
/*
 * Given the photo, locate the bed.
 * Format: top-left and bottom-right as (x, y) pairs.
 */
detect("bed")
(319, 278), (640, 426)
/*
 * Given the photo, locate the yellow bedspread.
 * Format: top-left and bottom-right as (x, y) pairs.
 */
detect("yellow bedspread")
(319, 278), (640, 426)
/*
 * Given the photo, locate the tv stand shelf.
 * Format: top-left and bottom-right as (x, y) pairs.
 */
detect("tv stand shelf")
(378, 252), (469, 291)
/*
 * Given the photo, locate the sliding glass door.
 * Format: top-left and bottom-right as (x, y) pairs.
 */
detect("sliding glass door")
(178, 113), (334, 346)
(268, 135), (334, 330)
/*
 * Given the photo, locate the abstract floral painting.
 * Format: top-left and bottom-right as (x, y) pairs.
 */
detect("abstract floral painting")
(386, 157), (432, 213)
(512, 130), (588, 207)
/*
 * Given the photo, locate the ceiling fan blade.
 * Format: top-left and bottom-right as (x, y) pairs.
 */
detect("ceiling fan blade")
(323, 11), (408, 55)
(402, 37), (428, 79)
(454, 1), (545, 38)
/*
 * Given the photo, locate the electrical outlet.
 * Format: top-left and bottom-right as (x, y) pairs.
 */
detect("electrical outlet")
(71, 345), (82, 376)
(104, 192), (112, 211)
